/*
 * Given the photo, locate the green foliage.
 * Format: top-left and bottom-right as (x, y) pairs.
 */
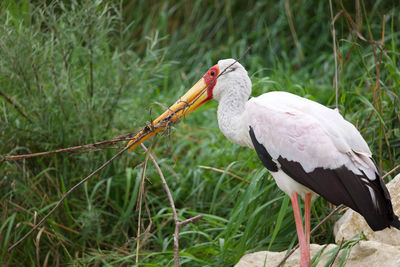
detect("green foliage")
(0, 0), (399, 266)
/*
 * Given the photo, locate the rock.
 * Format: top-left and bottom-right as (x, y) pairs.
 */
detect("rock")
(344, 240), (400, 266)
(235, 244), (337, 267)
(334, 174), (400, 246)
(235, 241), (400, 266)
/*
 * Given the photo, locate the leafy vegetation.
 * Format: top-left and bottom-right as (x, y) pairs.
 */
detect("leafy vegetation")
(1, 0), (399, 266)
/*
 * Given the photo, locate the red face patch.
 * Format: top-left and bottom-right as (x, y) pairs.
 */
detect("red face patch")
(202, 64), (219, 100)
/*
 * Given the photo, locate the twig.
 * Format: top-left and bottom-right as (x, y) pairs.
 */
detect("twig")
(382, 164), (400, 180)
(198, 165), (249, 184)
(142, 144), (203, 267)
(275, 166), (397, 266)
(135, 142), (151, 265)
(329, 238), (344, 267)
(0, 135), (134, 163)
(179, 215), (203, 228)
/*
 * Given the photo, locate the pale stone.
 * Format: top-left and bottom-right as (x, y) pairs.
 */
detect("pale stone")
(334, 174), (400, 246)
(235, 244), (337, 267)
(338, 241), (400, 266)
(235, 241), (400, 267)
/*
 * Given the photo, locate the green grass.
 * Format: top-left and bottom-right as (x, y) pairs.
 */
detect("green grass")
(1, 0), (399, 266)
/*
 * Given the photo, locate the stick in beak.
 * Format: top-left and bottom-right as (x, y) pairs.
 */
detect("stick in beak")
(126, 64), (219, 151)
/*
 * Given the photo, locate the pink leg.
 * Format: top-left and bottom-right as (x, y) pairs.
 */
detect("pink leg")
(304, 193), (312, 248)
(290, 192), (311, 267)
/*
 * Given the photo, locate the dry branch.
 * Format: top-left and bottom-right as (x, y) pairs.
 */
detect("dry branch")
(135, 142), (151, 265)
(199, 165), (249, 184)
(0, 135), (134, 163)
(142, 144), (203, 267)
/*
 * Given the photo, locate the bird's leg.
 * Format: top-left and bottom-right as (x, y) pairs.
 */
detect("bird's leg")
(290, 192), (311, 267)
(304, 193), (312, 248)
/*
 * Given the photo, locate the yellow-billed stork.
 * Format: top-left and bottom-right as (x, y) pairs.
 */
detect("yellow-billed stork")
(127, 59), (400, 266)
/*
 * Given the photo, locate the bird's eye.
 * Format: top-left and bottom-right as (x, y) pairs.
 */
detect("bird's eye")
(210, 71), (215, 76)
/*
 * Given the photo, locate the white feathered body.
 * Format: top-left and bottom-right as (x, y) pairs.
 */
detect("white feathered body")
(246, 92), (377, 195)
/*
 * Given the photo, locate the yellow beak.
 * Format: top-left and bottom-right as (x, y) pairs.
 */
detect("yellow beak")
(126, 77), (211, 151)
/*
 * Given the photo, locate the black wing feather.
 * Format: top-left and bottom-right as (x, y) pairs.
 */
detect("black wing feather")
(277, 157), (397, 231)
(249, 126), (278, 172)
(249, 127), (400, 231)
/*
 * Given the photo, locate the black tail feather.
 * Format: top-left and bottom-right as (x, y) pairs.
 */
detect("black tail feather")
(274, 156), (398, 231)
(392, 216), (400, 230)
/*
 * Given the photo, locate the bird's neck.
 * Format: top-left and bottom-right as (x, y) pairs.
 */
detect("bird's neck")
(217, 91), (252, 148)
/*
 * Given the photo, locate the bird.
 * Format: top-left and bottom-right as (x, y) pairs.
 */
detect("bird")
(127, 58), (400, 266)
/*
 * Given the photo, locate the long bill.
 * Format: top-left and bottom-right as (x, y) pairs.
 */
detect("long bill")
(126, 77), (211, 151)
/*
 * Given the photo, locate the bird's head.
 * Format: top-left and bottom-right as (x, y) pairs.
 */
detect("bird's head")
(127, 58), (251, 150)
(211, 59), (251, 102)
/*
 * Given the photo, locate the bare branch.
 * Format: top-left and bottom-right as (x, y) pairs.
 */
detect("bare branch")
(0, 135), (134, 163)
(329, 238), (344, 267)
(135, 142), (151, 266)
(178, 215), (203, 228)
(199, 165), (249, 184)
(382, 164), (400, 180)
(142, 144), (202, 267)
